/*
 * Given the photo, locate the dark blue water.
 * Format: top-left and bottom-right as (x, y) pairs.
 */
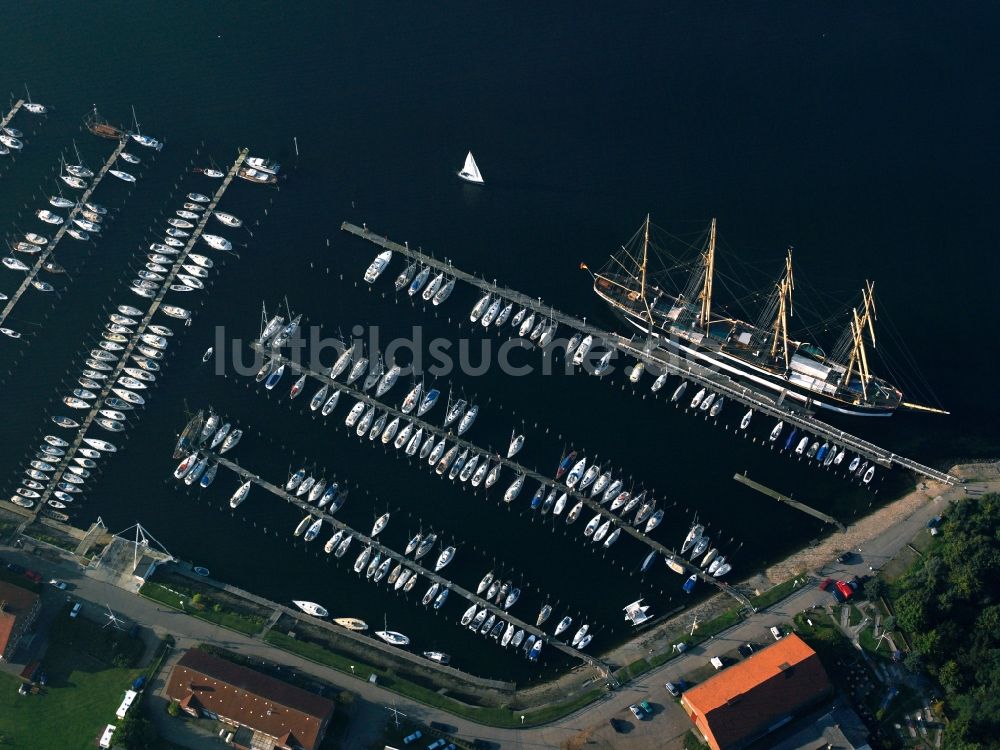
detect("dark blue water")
(1, 3), (997, 681)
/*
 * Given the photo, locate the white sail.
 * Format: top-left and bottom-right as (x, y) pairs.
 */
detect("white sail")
(458, 151), (484, 184)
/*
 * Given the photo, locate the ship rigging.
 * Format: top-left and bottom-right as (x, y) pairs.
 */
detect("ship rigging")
(586, 216), (945, 417)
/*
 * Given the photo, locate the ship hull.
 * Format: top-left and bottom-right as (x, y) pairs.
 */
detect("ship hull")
(610, 303), (896, 417)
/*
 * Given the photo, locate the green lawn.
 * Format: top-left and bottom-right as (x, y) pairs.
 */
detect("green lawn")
(750, 575), (807, 610)
(140, 581), (265, 635)
(0, 613), (142, 750)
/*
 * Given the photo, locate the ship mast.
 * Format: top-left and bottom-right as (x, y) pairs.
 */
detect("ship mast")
(696, 218), (716, 332)
(769, 248), (795, 369)
(842, 280), (877, 398)
(638, 214), (655, 326)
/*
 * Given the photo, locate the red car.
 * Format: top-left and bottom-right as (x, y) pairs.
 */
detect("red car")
(819, 578), (834, 591)
(24, 570), (42, 583)
(835, 580), (855, 599)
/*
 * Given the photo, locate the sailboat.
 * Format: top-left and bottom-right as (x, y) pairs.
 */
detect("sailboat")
(457, 151), (484, 184)
(375, 615), (410, 646)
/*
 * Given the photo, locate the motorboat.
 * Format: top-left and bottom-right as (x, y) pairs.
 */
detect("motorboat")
(26, 233), (48, 245)
(645, 509), (664, 533)
(572, 335), (594, 366)
(36, 209), (63, 225)
(364, 250), (392, 283)
(421, 272), (444, 301)
(202, 234), (232, 251)
(0, 134), (23, 150)
(49, 195), (75, 209)
(414, 533), (437, 560)
(508, 433), (525, 458)
(432, 277), (455, 305)
(246, 157), (280, 175)
(417, 388), (440, 416)
(32, 280), (55, 292)
(345, 356), (368, 385)
(289, 373), (307, 399)
(681, 523), (704, 554)
(683, 574), (698, 593)
(169, 218), (194, 230)
(565, 457), (587, 488)
(375, 364), (400, 397)
(457, 405), (478, 435)
(592, 519), (612, 543)
(690, 388), (707, 409)
(503, 474), (525, 503)
(3, 257), (29, 271)
(265, 363), (286, 390)
(199, 462), (219, 488)
(408, 265), (430, 296)
(481, 297), (502, 326)
(435, 546), (456, 572)
(292, 601), (329, 618)
(14, 241), (41, 253)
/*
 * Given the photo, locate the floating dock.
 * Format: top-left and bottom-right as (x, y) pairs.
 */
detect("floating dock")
(340, 222), (960, 487)
(202, 447), (611, 673)
(0, 99), (24, 129)
(0, 138), (129, 327)
(30, 150), (248, 515)
(733, 472), (845, 531)
(249, 339), (753, 609)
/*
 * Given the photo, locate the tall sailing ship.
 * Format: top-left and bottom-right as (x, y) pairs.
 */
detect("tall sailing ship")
(588, 216), (943, 417)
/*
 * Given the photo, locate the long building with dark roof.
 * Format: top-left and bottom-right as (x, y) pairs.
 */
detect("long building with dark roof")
(164, 649), (335, 750)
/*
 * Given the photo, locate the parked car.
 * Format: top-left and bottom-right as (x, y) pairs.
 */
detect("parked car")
(818, 578), (834, 591)
(402, 730), (422, 745)
(770, 626), (783, 640)
(639, 700), (652, 715)
(429, 721), (455, 733)
(49, 579), (68, 590)
(831, 587), (847, 603)
(835, 580), (855, 600)
(927, 515), (942, 528)
(24, 569), (41, 583)
(665, 681), (680, 697)
(132, 676), (147, 691)
(426, 740), (446, 750)
(628, 704), (644, 720)
(738, 642), (756, 658)
(69, 603), (82, 619)
(6, 562), (25, 574)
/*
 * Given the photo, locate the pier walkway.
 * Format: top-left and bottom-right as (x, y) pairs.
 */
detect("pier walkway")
(733, 472), (845, 531)
(249, 339), (753, 609)
(341, 222), (959, 487)
(32, 150), (248, 516)
(0, 138), (128, 327)
(201, 448), (611, 673)
(0, 99), (24, 129)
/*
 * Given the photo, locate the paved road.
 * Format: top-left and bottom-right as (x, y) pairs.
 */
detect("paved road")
(0, 481), (959, 749)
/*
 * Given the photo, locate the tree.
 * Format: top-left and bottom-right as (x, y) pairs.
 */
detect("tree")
(863, 577), (886, 601)
(111, 711), (158, 750)
(167, 700), (181, 717)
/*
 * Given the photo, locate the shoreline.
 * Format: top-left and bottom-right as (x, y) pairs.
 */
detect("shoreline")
(2, 462), (994, 723)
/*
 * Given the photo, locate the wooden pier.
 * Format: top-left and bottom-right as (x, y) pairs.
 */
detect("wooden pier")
(202, 448), (611, 673)
(31, 150), (249, 515)
(0, 99), (24, 129)
(340, 222), (960, 487)
(0, 138), (129, 327)
(249, 340), (754, 610)
(733, 472), (845, 531)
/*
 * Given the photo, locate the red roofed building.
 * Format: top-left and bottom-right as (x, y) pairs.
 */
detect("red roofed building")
(0, 581), (41, 662)
(164, 649), (334, 750)
(680, 633), (832, 750)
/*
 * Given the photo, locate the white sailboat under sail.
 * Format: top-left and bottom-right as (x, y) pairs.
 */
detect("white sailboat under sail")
(457, 151), (484, 184)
